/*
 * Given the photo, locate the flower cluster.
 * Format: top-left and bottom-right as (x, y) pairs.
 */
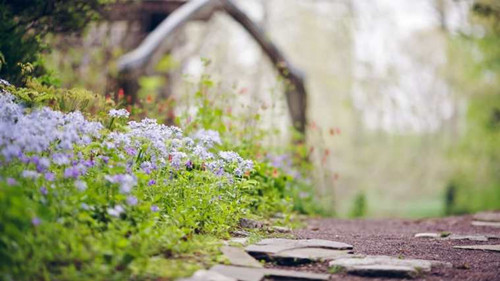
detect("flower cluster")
(108, 108), (130, 118)
(0, 92), (254, 216)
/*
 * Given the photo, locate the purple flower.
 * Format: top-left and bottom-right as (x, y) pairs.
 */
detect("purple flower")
(6, 177), (17, 186)
(148, 179), (156, 186)
(150, 205), (160, 212)
(126, 195), (138, 206)
(64, 166), (80, 179)
(105, 174), (136, 193)
(108, 109), (129, 118)
(185, 160), (193, 169)
(234, 168), (243, 177)
(44, 172), (55, 181)
(40, 186), (48, 195)
(215, 167), (225, 177)
(22, 170), (40, 179)
(52, 153), (71, 165)
(75, 180), (87, 191)
(100, 156), (109, 164)
(81, 160), (95, 167)
(125, 147), (137, 156)
(140, 161), (155, 174)
(32, 217), (41, 226)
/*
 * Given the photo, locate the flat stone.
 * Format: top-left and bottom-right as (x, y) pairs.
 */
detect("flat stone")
(415, 233), (441, 238)
(228, 237), (248, 245)
(209, 265), (264, 281)
(247, 238), (353, 254)
(210, 265), (330, 281)
(473, 211), (500, 222)
(221, 246), (263, 268)
(342, 264), (418, 278)
(472, 221), (500, 228)
(329, 255), (451, 278)
(275, 248), (353, 261)
(246, 238), (354, 263)
(454, 245), (500, 252)
(177, 270), (237, 281)
(415, 233), (496, 241)
(447, 234), (489, 242)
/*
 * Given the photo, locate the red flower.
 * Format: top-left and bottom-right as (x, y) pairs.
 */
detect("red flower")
(118, 88), (125, 100)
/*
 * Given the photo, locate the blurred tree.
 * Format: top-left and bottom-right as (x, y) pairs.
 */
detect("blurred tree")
(0, 0), (108, 85)
(445, 0), (500, 214)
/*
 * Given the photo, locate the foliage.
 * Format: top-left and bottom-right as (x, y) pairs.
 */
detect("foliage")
(349, 192), (367, 218)
(0, 81), (298, 280)
(0, 0), (107, 85)
(444, 0), (500, 214)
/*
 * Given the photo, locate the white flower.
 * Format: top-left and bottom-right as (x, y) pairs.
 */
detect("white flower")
(108, 109), (130, 118)
(75, 180), (87, 191)
(107, 205), (125, 217)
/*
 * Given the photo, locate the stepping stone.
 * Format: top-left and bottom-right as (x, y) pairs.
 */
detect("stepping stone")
(454, 245), (500, 252)
(329, 255), (451, 278)
(245, 238), (353, 263)
(275, 248), (353, 260)
(177, 269), (237, 281)
(414, 233), (441, 239)
(448, 234), (489, 241)
(221, 246), (263, 268)
(338, 264), (419, 278)
(414, 233), (499, 241)
(473, 211), (500, 222)
(472, 221), (500, 228)
(210, 265), (330, 281)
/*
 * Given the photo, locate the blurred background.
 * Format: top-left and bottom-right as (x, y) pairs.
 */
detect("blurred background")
(12, 0), (500, 218)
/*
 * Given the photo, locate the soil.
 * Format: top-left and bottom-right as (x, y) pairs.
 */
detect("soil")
(268, 215), (500, 281)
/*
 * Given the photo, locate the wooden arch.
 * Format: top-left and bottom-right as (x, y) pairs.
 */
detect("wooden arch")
(117, 0), (307, 135)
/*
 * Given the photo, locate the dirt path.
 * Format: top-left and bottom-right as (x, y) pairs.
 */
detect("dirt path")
(269, 215), (500, 280)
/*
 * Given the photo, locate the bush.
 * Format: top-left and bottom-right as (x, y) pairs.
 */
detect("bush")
(0, 81), (299, 280)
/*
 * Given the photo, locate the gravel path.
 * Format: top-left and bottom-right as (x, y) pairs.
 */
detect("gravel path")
(270, 215), (500, 280)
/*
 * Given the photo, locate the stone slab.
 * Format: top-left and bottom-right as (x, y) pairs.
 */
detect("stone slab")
(473, 212), (500, 222)
(343, 264), (418, 278)
(246, 238), (354, 263)
(177, 270), (237, 281)
(210, 265), (264, 281)
(228, 237), (249, 245)
(275, 247), (353, 261)
(414, 233), (441, 239)
(448, 234), (489, 241)
(329, 255), (452, 278)
(210, 265), (330, 281)
(329, 256), (432, 272)
(472, 221), (500, 228)
(221, 246), (263, 268)
(414, 233), (498, 242)
(246, 238), (353, 255)
(454, 245), (500, 252)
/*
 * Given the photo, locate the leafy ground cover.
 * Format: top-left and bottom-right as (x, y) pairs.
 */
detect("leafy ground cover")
(0, 79), (321, 281)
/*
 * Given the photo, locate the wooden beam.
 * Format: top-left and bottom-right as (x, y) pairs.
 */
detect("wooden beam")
(220, 0), (307, 135)
(117, 0), (219, 72)
(115, 0), (307, 135)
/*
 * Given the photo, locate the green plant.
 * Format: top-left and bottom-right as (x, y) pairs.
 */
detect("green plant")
(0, 0), (108, 85)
